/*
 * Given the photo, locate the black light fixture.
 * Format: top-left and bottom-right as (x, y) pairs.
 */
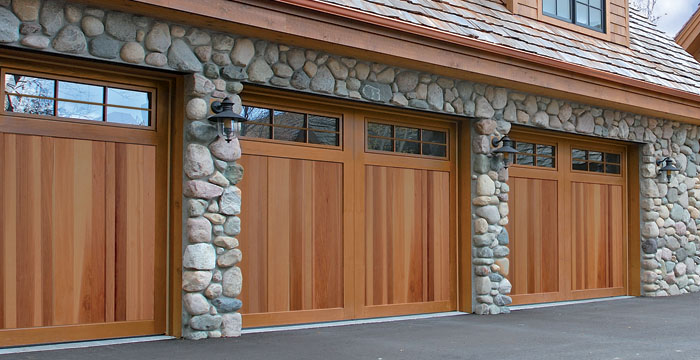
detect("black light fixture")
(656, 157), (680, 182)
(208, 97), (247, 143)
(491, 135), (519, 168)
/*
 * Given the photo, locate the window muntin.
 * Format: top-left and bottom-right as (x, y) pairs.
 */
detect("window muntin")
(3, 72), (153, 127)
(513, 140), (556, 168)
(543, 0), (604, 32)
(240, 105), (341, 147)
(572, 148), (621, 174)
(366, 122), (448, 158)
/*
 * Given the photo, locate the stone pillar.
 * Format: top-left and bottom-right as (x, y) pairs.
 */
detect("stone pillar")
(470, 90), (513, 314)
(181, 73), (245, 339)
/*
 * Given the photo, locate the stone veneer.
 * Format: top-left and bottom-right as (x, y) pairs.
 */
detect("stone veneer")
(2, 0), (699, 334)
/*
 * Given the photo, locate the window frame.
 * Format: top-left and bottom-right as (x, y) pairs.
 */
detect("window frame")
(239, 101), (344, 151)
(364, 118), (450, 160)
(1, 68), (157, 130)
(542, 0), (606, 33)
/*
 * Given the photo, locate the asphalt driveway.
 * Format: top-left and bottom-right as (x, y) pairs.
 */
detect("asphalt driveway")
(4, 293), (699, 360)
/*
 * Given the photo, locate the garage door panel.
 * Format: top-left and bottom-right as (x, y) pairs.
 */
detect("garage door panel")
(507, 177), (559, 297)
(364, 166), (450, 306)
(113, 143), (156, 322)
(572, 182), (624, 291)
(238, 155), (344, 315)
(0, 135), (157, 330)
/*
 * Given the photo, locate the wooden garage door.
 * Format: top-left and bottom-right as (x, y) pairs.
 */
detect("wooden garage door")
(506, 128), (628, 305)
(0, 56), (169, 346)
(237, 90), (456, 327)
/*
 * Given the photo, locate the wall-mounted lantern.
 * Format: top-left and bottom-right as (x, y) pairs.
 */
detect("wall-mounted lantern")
(656, 157), (680, 182)
(208, 97), (247, 143)
(491, 135), (519, 168)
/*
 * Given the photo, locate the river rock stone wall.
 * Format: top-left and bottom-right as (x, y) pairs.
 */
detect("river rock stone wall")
(2, 0), (698, 324)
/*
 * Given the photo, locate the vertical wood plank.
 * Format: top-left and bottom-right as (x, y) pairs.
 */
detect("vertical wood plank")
(0, 133), (4, 328)
(53, 138), (75, 326)
(267, 158), (291, 312)
(3, 134), (18, 329)
(40, 136), (54, 326)
(105, 143), (116, 322)
(312, 161), (344, 309)
(238, 155), (269, 314)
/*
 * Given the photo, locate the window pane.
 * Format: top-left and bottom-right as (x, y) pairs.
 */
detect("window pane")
(106, 107), (149, 126)
(543, 0), (556, 14)
(590, 8), (602, 28)
(517, 154), (534, 166)
(241, 123), (271, 138)
(576, 2), (589, 25)
(537, 157), (555, 168)
(589, 0), (601, 8)
(6, 95), (54, 115)
(572, 160), (588, 171)
(396, 140), (420, 154)
(588, 151), (603, 161)
(589, 162), (604, 173)
(422, 129), (447, 144)
(58, 102), (103, 121)
(308, 115), (339, 132)
(107, 88), (150, 109)
(536, 144), (554, 156)
(572, 149), (587, 159)
(605, 153), (620, 164)
(243, 106), (271, 123)
(422, 143), (446, 157)
(273, 126), (305, 142)
(516, 142), (534, 154)
(309, 131), (339, 146)
(368, 137), (392, 151)
(58, 81), (103, 103)
(273, 110), (304, 128)
(606, 164), (620, 174)
(4, 74), (54, 97)
(395, 126), (419, 140)
(557, 0), (571, 18)
(368, 123), (392, 137)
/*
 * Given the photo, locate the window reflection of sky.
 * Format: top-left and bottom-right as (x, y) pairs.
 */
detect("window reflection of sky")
(4, 74), (151, 126)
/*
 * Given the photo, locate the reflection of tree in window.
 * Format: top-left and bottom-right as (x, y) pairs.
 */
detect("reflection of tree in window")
(273, 110), (305, 143)
(241, 105), (340, 146)
(4, 74), (55, 115)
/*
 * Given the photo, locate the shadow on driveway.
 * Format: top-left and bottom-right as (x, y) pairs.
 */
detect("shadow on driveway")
(4, 293), (699, 360)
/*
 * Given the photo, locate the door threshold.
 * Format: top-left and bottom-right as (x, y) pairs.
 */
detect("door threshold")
(0, 335), (174, 355)
(510, 296), (635, 311)
(242, 311), (467, 334)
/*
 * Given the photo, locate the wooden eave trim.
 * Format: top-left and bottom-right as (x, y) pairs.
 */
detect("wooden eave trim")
(80, 0), (700, 124)
(676, 7), (700, 54)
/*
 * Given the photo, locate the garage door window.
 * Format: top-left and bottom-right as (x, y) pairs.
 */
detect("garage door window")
(3, 72), (153, 127)
(241, 105), (341, 146)
(366, 122), (448, 158)
(572, 148), (621, 174)
(513, 140), (556, 168)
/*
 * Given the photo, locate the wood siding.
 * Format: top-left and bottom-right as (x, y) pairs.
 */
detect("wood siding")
(0, 134), (156, 329)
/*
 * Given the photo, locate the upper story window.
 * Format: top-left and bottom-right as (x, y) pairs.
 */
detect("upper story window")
(543, 0), (604, 32)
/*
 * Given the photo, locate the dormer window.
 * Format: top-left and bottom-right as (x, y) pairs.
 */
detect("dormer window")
(543, 0), (605, 32)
